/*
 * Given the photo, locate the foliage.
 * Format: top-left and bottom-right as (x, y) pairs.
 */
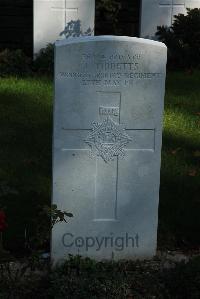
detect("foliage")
(156, 8), (200, 69)
(0, 49), (31, 77)
(0, 255), (200, 298)
(33, 43), (54, 75)
(26, 204), (73, 252)
(50, 204), (73, 228)
(60, 20), (93, 38)
(0, 181), (18, 198)
(0, 258), (50, 299)
(96, 0), (121, 16)
(0, 45), (54, 77)
(50, 256), (167, 299)
(95, 0), (121, 34)
(164, 256), (200, 299)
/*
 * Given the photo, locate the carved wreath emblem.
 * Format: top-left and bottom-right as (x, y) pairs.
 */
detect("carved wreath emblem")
(85, 117), (132, 163)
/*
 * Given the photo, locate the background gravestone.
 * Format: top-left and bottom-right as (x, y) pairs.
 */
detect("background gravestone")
(34, 0), (95, 54)
(140, 0), (200, 39)
(52, 36), (167, 262)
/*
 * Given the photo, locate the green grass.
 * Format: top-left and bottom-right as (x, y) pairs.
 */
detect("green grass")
(0, 72), (199, 253)
(0, 77), (53, 252)
(159, 70), (200, 249)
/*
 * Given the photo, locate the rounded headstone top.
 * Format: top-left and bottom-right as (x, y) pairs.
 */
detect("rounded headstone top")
(55, 35), (167, 48)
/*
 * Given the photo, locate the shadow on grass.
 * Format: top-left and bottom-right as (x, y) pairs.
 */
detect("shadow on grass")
(159, 132), (200, 249)
(0, 86), (52, 254)
(166, 71), (200, 97)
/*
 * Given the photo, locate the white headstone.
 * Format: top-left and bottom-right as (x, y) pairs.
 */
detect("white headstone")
(52, 36), (167, 262)
(140, 0), (200, 39)
(34, 0), (95, 54)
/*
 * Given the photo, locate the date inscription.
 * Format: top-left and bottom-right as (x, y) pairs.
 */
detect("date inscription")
(57, 51), (163, 86)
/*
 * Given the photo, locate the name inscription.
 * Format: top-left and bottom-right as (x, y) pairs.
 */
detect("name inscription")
(57, 51), (163, 86)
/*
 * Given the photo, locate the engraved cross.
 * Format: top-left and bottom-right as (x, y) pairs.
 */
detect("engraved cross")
(159, 0), (185, 24)
(51, 0), (78, 26)
(61, 91), (155, 222)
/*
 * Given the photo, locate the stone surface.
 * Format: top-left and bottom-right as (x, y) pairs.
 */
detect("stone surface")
(140, 0), (200, 39)
(52, 36), (167, 262)
(34, 0), (95, 54)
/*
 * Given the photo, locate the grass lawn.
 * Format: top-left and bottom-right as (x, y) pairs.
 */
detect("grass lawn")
(0, 72), (199, 253)
(159, 71), (200, 249)
(0, 77), (53, 252)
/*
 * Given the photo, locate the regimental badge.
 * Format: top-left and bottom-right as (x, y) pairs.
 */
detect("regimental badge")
(85, 117), (132, 163)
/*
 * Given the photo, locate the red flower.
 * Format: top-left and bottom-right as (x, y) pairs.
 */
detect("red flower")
(0, 210), (7, 232)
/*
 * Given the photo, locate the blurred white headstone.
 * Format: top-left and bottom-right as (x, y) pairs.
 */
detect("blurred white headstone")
(140, 0), (200, 39)
(34, 0), (95, 54)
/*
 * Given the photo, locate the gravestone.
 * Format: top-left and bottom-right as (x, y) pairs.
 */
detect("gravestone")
(52, 36), (167, 262)
(140, 0), (200, 39)
(34, 0), (95, 54)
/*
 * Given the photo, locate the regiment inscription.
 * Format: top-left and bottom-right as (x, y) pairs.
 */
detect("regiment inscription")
(58, 50), (162, 86)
